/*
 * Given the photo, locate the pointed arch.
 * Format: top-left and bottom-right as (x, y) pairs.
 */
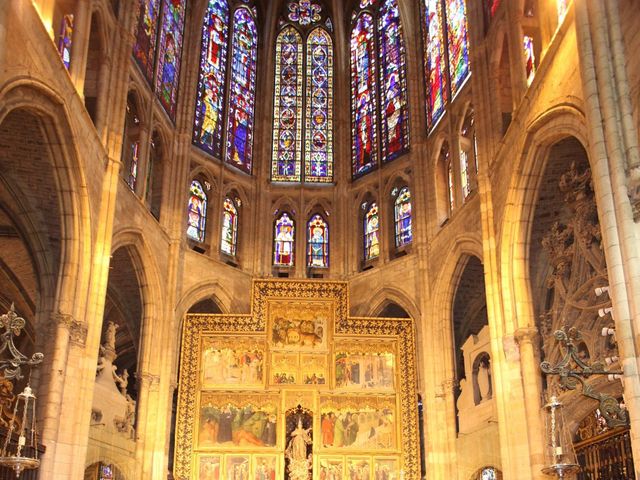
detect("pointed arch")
(225, 7), (258, 173)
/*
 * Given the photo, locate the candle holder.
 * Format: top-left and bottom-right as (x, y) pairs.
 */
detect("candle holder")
(541, 396), (579, 478)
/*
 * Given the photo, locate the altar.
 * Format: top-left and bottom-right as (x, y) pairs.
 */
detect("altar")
(173, 280), (419, 479)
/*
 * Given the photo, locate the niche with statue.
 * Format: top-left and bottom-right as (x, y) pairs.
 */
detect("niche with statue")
(456, 325), (497, 434)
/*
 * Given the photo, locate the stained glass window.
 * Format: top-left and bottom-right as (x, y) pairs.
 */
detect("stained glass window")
(127, 141), (140, 191)
(447, 157), (454, 212)
(460, 149), (470, 198)
(221, 197), (238, 256)
(274, 212), (295, 266)
(99, 464), (114, 480)
(155, 0), (186, 120)
(378, 0), (409, 163)
(187, 180), (208, 242)
(193, 0), (230, 158)
(307, 214), (329, 268)
(58, 14), (74, 70)
(481, 468), (497, 480)
(394, 187), (412, 247)
(225, 7), (258, 174)
(272, 27), (304, 182)
(524, 35), (536, 85)
(422, 0), (447, 129)
(445, 0), (471, 98)
(305, 28), (333, 182)
(557, 0), (569, 23)
(133, 0), (161, 82)
(351, 13), (378, 177)
(364, 202), (380, 260)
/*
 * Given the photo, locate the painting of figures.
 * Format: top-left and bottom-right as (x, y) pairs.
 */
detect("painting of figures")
(346, 458), (371, 480)
(225, 456), (250, 480)
(318, 457), (343, 480)
(320, 402), (395, 449)
(300, 354), (327, 385)
(198, 396), (278, 448)
(252, 455), (277, 480)
(335, 350), (394, 391)
(268, 299), (331, 351)
(199, 455), (222, 480)
(373, 458), (400, 480)
(270, 353), (298, 385)
(201, 338), (264, 388)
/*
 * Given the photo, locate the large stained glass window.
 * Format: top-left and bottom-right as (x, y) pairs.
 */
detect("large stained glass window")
(274, 212), (295, 266)
(378, 0), (409, 163)
(307, 214), (329, 267)
(394, 187), (412, 247)
(225, 7), (258, 174)
(351, 13), (378, 178)
(305, 27), (333, 183)
(58, 14), (74, 70)
(193, 0), (230, 158)
(133, 0), (161, 82)
(364, 202), (380, 260)
(422, 0), (447, 129)
(421, 0), (471, 130)
(445, 0), (470, 98)
(155, 0), (186, 120)
(221, 197), (239, 256)
(272, 27), (304, 182)
(187, 180), (208, 242)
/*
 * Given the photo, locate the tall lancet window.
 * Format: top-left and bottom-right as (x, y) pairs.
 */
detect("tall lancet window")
(274, 212), (295, 266)
(187, 180), (208, 242)
(394, 187), (412, 247)
(364, 202), (380, 261)
(133, 0), (162, 82)
(221, 197), (239, 256)
(155, 0), (186, 120)
(307, 214), (329, 268)
(225, 7), (258, 174)
(193, 0), (230, 158)
(271, 1), (333, 183)
(351, 0), (409, 179)
(192, 1), (258, 174)
(421, 0), (471, 130)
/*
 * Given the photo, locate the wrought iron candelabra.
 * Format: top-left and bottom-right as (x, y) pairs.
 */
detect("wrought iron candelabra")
(0, 304), (43, 478)
(540, 327), (627, 428)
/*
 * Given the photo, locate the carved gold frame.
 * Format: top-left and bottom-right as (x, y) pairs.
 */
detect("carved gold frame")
(174, 279), (419, 479)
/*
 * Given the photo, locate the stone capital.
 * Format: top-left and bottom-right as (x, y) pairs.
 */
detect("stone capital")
(136, 372), (161, 392)
(514, 326), (539, 345)
(51, 313), (88, 347)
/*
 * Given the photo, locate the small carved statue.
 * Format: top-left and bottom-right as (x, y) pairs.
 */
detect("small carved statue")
(105, 321), (118, 350)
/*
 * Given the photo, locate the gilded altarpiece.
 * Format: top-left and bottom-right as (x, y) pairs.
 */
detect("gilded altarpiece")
(174, 280), (419, 480)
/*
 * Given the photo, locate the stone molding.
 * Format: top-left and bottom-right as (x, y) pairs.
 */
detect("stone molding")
(52, 313), (88, 347)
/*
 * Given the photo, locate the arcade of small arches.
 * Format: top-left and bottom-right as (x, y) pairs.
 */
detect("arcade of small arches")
(2, 0), (640, 479)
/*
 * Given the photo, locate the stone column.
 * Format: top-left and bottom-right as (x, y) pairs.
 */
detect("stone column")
(515, 326), (546, 479)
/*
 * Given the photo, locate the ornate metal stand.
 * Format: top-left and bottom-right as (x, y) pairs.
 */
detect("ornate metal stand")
(0, 305), (43, 478)
(540, 327), (628, 428)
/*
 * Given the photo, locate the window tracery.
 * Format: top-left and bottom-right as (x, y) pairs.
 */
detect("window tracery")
(271, 2), (333, 183)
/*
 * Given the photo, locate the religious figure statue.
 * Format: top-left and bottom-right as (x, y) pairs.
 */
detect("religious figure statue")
(105, 321), (118, 351)
(477, 357), (491, 403)
(286, 417), (312, 480)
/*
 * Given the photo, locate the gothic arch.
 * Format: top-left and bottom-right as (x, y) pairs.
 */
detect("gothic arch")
(499, 106), (588, 335)
(0, 81), (91, 326)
